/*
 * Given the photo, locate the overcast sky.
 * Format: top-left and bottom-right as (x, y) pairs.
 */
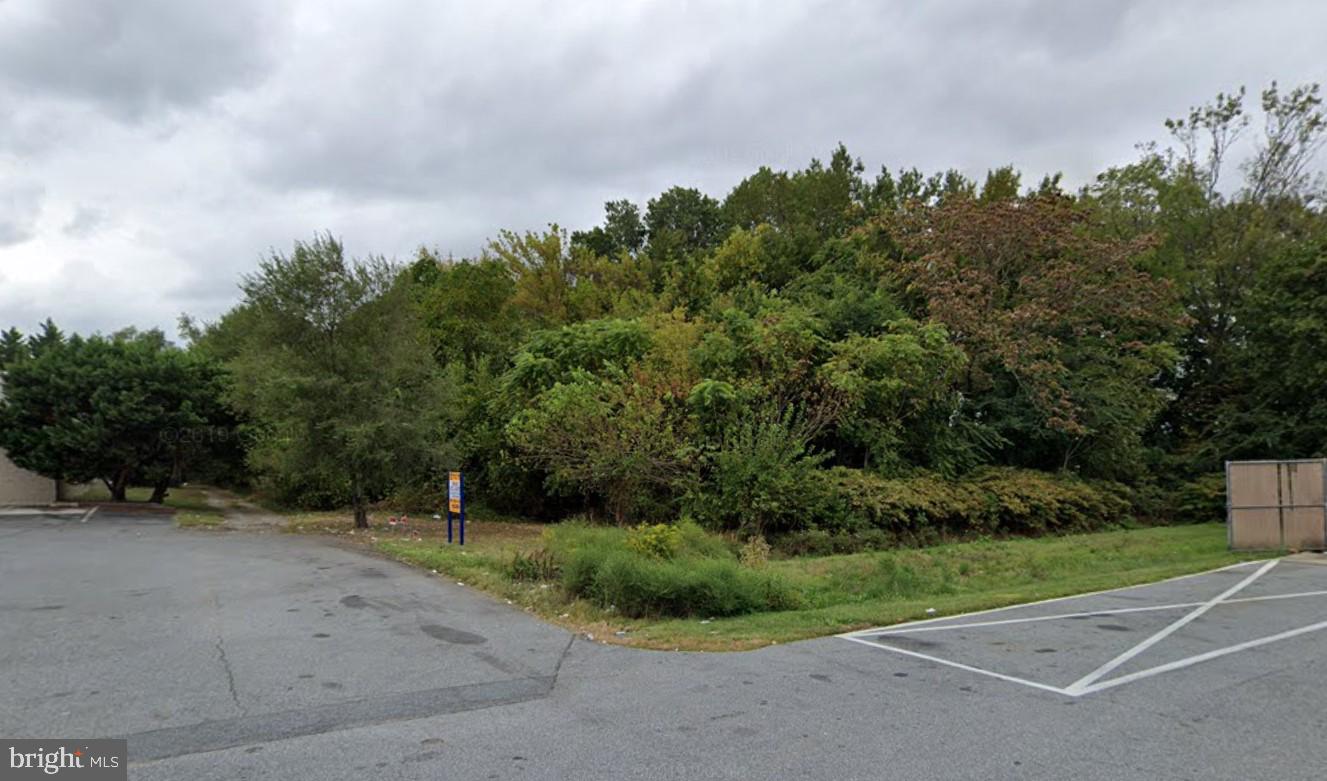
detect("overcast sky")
(0, 0), (1322, 338)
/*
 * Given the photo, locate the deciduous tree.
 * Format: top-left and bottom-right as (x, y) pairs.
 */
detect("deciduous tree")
(225, 234), (452, 527)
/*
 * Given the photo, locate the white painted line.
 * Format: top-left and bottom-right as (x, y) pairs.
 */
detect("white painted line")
(867, 588), (1327, 636)
(80, 506), (99, 524)
(1227, 588), (1327, 604)
(841, 635), (1072, 696)
(871, 602), (1201, 635)
(1064, 559), (1279, 695)
(840, 558), (1327, 698)
(1079, 617), (1327, 695)
(837, 559), (1268, 639)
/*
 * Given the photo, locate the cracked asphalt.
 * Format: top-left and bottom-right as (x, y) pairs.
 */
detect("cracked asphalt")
(3, 511), (1326, 780)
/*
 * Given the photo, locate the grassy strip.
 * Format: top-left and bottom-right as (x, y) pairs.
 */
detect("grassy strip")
(290, 513), (1271, 650)
(635, 525), (1271, 649)
(64, 483), (217, 513)
(176, 510), (226, 529)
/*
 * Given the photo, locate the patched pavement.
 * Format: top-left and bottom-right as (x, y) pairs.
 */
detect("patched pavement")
(3, 512), (1327, 780)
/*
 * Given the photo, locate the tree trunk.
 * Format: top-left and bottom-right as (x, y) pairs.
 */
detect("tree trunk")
(609, 489), (628, 526)
(109, 467), (131, 502)
(352, 474), (368, 529)
(149, 458), (180, 504)
(148, 477), (170, 504)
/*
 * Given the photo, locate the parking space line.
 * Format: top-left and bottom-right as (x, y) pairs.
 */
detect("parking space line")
(837, 560), (1266, 639)
(868, 588), (1327, 636)
(871, 602), (1200, 635)
(839, 558), (1327, 698)
(1078, 617), (1327, 695)
(840, 635), (1072, 696)
(1064, 559), (1279, 695)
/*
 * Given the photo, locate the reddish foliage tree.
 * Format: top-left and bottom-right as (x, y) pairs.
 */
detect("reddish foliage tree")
(885, 195), (1185, 439)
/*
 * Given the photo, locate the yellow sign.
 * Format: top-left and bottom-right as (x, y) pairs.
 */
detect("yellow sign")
(448, 471), (462, 513)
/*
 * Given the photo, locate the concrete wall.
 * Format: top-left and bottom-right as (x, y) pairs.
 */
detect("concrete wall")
(0, 449), (57, 505)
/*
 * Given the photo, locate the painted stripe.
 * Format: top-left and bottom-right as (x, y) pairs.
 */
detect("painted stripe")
(837, 560), (1266, 639)
(1079, 618), (1327, 695)
(80, 506), (99, 524)
(840, 635), (1072, 696)
(868, 588), (1327, 636)
(870, 602), (1200, 635)
(1064, 559), (1279, 695)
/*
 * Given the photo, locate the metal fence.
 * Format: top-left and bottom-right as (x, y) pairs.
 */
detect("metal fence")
(1226, 459), (1327, 551)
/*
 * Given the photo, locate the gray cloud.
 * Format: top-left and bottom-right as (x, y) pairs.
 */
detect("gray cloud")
(0, 0), (286, 121)
(62, 206), (105, 238)
(0, 181), (43, 246)
(0, 0), (1323, 339)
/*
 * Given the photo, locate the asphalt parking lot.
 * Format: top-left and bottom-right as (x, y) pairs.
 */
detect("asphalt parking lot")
(3, 511), (1327, 780)
(842, 557), (1327, 697)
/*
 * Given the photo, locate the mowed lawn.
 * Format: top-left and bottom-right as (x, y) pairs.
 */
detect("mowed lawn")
(286, 512), (1269, 651)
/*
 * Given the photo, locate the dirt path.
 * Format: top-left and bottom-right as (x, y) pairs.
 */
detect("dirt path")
(201, 487), (287, 532)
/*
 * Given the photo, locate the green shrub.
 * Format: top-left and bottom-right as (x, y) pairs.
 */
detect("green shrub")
(775, 527), (897, 556)
(739, 535), (771, 568)
(1167, 473), (1227, 524)
(588, 552), (798, 617)
(626, 523), (682, 559)
(684, 412), (835, 535)
(674, 517), (734, 558)
(262, 472), (351, 510)
(546, 521), (799, 617)
(382, 479), (445, 513)
(508, 549), (560, 581)
(546, 522), (624, 594)
(819, 466), (1131, 543)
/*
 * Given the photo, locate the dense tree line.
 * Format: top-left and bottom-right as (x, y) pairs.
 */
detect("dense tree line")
(0, 322), (231, 501)
(3, 83), (1323, 540)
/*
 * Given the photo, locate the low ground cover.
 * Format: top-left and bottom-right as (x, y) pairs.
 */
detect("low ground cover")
(286, 509), (1270, 650)
(64, 483), (216, 513)
(66, 483), (227, 528)
(176, 511), (225, 528)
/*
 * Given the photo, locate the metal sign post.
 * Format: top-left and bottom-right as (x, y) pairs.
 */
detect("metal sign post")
(447, 471), (465, 545)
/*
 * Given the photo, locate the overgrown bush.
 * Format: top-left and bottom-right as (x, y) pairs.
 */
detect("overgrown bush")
(775, 528), (896, 556)
(546, 520), (798, 617)
(1166, 473), (1227, 524)
(626, 523), (682, 559)
(261, 471), (351, 510)
(806, 467), (1131, 546)
(684, 411), (835, 536)
(587, 553), (800, 617)
(382, 477), (445, 513)
(508, 549), (560, 582)
(506, 377), (692, 523)
(739, 535), (771, 568)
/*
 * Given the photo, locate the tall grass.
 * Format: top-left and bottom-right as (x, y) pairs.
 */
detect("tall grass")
(546, 521), (800, 618)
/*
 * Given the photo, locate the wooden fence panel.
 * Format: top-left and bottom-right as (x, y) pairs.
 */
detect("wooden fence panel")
(1283, 461), (1326, 550)
(1227, 459), (1327, 551)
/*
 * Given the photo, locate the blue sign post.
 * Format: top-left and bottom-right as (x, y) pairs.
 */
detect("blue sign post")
(447, 470), (465, 545)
